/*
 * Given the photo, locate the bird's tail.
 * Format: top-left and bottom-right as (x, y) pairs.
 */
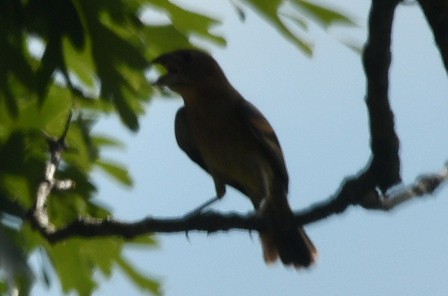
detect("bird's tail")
(259, 196), (317, 268)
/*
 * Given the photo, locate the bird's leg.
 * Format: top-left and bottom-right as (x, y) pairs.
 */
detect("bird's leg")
(184, 196), (221, 217)
(184, 181), (225, 217)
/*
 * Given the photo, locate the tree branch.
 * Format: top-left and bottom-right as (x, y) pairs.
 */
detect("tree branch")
(418, 0), (448, 73)
(362, 0), (401, 193)
(308, 0), (403, 216)
(28, 163), (447, 243)
(26, 0), (447, 246)
(28, 112), (74, 235)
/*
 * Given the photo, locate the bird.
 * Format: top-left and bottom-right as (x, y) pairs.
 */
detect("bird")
(152, 49), (317, 268)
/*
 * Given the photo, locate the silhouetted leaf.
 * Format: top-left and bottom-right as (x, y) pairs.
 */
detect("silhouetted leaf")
(47, 240), (97, 295)
(144, 25), (192, 56)
(96, 159), (133, 187)
(117, 257), (161, 296)
(149, 0), (226, 46)
(292, 0), (356, 29)
(240, 0), (356, 55)
(93, 135), (125, 149)
(0, 226), (34, 296)
(242, 0), (313, 55)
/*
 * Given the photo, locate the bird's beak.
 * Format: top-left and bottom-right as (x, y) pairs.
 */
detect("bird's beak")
(151, 54), (178, 87)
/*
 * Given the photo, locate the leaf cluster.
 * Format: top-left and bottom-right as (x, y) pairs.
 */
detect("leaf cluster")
(0, 0), (224, 294)
(0, 0), (355, 295)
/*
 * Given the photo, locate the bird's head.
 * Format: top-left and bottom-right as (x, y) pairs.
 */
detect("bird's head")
(152, 49), (227, 94)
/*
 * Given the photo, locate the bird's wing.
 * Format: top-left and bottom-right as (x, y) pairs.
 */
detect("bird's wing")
(175, 106), (251, 197)
(237, 99), (289, 189)
(175, 107), (209, 173)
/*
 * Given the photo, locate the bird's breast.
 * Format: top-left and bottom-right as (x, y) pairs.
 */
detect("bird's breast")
(185, 99), (271, 196)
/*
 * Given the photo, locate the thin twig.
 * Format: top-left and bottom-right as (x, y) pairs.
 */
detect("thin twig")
(29, 112), (73, 234)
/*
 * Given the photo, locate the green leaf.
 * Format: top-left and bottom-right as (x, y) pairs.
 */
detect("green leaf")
(0, 226), (34, 296)
(281, 12), (308, 31)
(230, 0), (247, 22)
(93, 135), (125, 149)
(0, 85), (71, 135)
(26, 0), (85, 103)
(117, 257), (161, 296)
(149, 0), (226, 46)
(127, 235), (158, 246)
(46, 237), (160, 296)
(242, 0), (313, 55)
(144, 25), (192, 58)
(35, 38), (61, 103)
(63, 118), (98, 172)
(96, 159), (133, 187)
(0, 39), (33, 118)
(291, 0), (356, 29)
(0, 1), (34, 112)
(69, 0), (154, 131)
(339, 37), (363, 54)
(0, 132), (44, 209)
(0, 175), (32, 211)
(0, 191), (27, 218)
(80, 239), (122, 276)
(0, 281), (7, 294)
(36, 86), (73, 134)
(72, 89), (115, 113)
(47, 239), (98, 295)
(63, 37), (97, 89)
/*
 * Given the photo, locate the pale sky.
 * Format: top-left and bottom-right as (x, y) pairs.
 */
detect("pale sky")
(35, 0), (448, 295)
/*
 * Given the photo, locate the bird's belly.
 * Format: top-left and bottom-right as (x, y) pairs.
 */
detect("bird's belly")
(195, 126), (271, 198)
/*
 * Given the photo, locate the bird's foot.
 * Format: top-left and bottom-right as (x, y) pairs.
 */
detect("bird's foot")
(184, 196), (220, 218)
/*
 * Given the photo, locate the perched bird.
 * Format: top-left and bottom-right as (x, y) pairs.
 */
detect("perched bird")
(152, 49), (317, 268)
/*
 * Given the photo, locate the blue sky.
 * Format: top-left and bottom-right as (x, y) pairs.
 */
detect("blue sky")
(36, 0), (448, 295)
